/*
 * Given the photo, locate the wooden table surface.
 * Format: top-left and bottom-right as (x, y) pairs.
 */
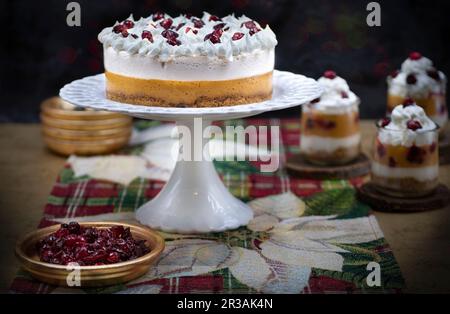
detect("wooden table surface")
(0, 122), (449, 293)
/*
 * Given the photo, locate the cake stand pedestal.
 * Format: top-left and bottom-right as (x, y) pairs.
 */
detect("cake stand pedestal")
(60, 70), (322, 233)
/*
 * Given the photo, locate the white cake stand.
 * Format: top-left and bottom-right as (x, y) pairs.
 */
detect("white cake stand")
(60, 70), (322, 233)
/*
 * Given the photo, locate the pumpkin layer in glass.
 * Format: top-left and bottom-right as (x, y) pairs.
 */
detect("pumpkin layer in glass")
(300, 71), (361, 165)
(372, 101), (439, 197)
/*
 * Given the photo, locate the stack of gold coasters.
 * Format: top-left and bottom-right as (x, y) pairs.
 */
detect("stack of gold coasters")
(40, 97), (132, 156)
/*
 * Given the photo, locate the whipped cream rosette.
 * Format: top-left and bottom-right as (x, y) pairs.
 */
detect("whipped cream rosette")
(387, 52), (447, 128)
(300, 71), (361, 165)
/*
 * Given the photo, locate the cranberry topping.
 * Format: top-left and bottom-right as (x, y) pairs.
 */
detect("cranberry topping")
(167, 37), (181, 46)
(249, 28), (261, 36)
(209, 15), (221, 22)
(406, 74), (417, 85)
(380, 117), (391, 127)
(409, 52), (422, 61)
(162, 29), (179, 39)
(175, 23), (186, 31)
(390, 70), (400, 78)
(36, 222), (150, 266)
(377, 143), (386, 158)
(403, 98), (415, 108)
(406, 120), (423, 131)
(204, 29), (223, 44)
(427, 70), (441, 81)
(160, 18), (173, 29)
(141, 30), (154, 42)
(123, 20), (134, 29)
(184, 13), (193, 19)
(406, 145), (426, 164)
(185, 27), (198, 34)
(191, 18), (204, 28)
(232, 32), (244, 41)
(242, 21), (257, 29)
(323, 70), (337, 79)
(113, 24), (126, 34)
(341, 91), (349, 99)
(389, 157), (397, 168)
(152, 12), (164, 21)
(430, 142), (437, 153)
(121, 30), (129, 38)
(213, 23), (227, 30)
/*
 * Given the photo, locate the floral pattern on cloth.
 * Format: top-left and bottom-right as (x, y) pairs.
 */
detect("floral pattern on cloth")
(10, 119), (404, 294)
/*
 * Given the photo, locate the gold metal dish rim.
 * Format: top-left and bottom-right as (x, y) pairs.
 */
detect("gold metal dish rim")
(15, 221), (165, 271)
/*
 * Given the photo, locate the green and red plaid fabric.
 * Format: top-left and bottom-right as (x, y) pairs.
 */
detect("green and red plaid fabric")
(10, 118), (404, 294)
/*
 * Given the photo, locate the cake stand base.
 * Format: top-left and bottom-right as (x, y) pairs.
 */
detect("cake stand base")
(136, 119), (253, 233)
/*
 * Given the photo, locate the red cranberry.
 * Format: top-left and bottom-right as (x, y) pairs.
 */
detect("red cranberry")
(209, 15), (221, 22)
(167, 37), (181, 46)
(106, 252), (120, 263)
(317, 120), (336, 130)
(152, 12), (164, 21)
(55, 228), (69, 238)
(185, 13), (193, 19)
(160, 18), (173, 29)
(213, 23), (226, 30)
(185, 27), (198, 34)
(121, 30), (129, 38)
(403, 98), (415, 107)
(175, 23), (186, 31)
(341, 91), (349, 99)
(191, 18), (204, 28)
(324, 70), (337, 79)
(204, 29), (223, 44)
(430, 142), (437, 153)
(377, 143), (386, 158)
(406, 74), (417, 85)
(409, 52), (422, 61)
(389, 157), (397, 168)
(162, 29), (179, 39)
(232, 32), (244, 41)
(242, 21), (257, 29)
(123, 20), (134, 29)
(380, 117), (391, 127)
(390, 70), (400, 78)
(141, 30), (154, 42)
(249, 28), (261, 36)
(113, 24), (126, 34)
(427, 70), (441, 81)
(406, 120), (423, 131)
(406, 145), (426, 164)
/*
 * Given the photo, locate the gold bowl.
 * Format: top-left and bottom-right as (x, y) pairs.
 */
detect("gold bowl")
(15, 222), (165, 287)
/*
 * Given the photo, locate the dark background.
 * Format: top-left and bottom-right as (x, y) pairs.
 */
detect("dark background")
(1, 0), (449, 122)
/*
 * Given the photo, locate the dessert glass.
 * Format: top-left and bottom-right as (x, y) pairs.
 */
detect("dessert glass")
(371, 121), (439, 197)
(300, 100), (361, 166)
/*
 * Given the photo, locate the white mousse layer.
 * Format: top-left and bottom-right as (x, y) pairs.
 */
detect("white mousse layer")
(104, 46), (274, 81)
(300, 133), (361, 153)
(372, 161), (438, 182)
(312, 75), (359, 114)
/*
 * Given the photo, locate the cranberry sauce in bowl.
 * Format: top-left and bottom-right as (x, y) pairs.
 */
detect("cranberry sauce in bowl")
(35, 222), (150, 266)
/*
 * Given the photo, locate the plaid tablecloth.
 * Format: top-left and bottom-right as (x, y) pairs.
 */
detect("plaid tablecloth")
(10, 118), (404, 294)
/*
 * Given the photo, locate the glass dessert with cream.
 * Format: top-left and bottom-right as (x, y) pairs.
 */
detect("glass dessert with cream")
(300, 71), (361, 165)
(372, 100), (439, 197)
(387, 52), (447, 129)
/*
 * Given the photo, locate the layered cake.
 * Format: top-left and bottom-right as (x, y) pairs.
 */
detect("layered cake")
(98, 12), (277, 107)
(387, 52), (447, 128)
(300, 71), (361, 165)
(372, 100), (439, 197)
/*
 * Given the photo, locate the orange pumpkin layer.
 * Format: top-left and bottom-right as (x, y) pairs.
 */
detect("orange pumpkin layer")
(105, 71), (273, 107)
(301, 110), (359, 138)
